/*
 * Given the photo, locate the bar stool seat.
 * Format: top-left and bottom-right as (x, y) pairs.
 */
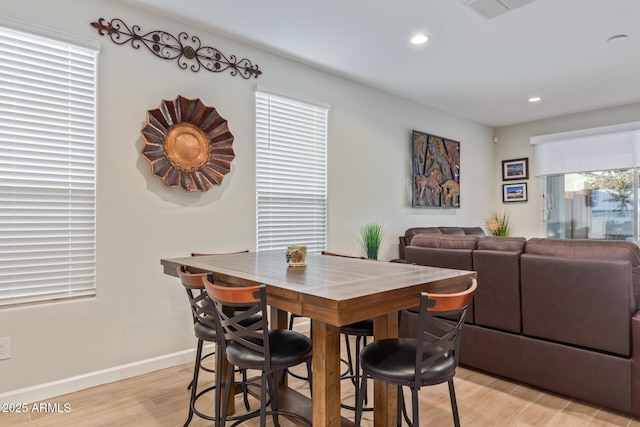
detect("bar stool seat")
(193, 319), (217, 341)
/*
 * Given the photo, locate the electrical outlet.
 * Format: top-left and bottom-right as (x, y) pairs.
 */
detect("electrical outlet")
(0, 337), (10, 360)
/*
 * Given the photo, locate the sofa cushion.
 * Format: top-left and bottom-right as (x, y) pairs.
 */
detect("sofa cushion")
(406, 247), (475, 271)
(525, 238), (640, 264)
(458, 227), (486, 236)
(398, 227), (485, 260)
(473, 245), (524, 333)
(398, 227), (443, 260)
(478, 236), (526, 251)
(405, 234), (478, 324)
(521, 253), (634, 356)
(526, 238), (640, 306)
(404, 227), (443, 240)
(437, 227), (467, 235)
(410, 234), (479, 250)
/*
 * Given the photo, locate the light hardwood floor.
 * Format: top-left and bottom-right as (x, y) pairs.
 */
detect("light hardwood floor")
(1, 342), (639, 427)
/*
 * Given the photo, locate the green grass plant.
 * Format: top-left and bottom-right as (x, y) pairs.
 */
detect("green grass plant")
(361, 222), (384, 259)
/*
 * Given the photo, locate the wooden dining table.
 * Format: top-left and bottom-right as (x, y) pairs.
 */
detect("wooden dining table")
(161, 250), (475, 426)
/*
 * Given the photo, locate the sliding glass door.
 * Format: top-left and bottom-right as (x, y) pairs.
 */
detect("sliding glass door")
(544, 169), (637, 242)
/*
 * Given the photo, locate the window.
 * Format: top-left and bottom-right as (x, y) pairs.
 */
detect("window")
(255, 88), (328, 253)
(532, 123), (640, 243)
(0, 23), (99, 307)
(545, 170), (636, 241)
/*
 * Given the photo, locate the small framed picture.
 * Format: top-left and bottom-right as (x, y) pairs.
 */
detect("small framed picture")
(502, 158), (529, 181)
(503, 183), (528, 203)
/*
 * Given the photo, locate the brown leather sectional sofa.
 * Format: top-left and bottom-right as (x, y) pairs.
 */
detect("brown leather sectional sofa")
(400, 232), (640, 416)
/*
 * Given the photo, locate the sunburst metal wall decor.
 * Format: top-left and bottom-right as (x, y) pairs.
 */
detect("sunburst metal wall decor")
(141, 95), (235, 192)
(90, 18), (262, 79)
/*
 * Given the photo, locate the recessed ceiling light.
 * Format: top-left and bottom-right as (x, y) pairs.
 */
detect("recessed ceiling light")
(411, 34), (430, 45)
(528, 97), (541, 103)
(607, 34), (628, 43)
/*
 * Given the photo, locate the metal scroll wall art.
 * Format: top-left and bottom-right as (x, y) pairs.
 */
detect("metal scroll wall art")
(141, 95), (235, 192)
(90, 18), (261, 79)
(412, 130), (461, 208)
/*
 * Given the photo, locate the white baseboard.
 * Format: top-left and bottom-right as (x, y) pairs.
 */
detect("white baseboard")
(0, 346), (211, 405)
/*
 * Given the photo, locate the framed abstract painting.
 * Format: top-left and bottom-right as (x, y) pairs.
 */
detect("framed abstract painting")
(412, 130), (460, 208)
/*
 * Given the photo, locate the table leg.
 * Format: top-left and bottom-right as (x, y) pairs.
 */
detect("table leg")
(373, 313), (398, 427)
(312, 320), (342, 426)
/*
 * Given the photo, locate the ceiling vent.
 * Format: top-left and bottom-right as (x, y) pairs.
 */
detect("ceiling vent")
(460, 0), (537, 19)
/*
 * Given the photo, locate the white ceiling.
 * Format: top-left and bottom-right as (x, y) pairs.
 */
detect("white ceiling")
(119, 0), (640, 127)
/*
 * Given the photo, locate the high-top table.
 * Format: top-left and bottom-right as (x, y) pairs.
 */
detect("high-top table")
(161, 250), (475, 426)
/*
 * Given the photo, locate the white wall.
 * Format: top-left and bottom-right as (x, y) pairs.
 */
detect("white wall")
(494, 102), (640, 238)
(0, 0), (495, 398)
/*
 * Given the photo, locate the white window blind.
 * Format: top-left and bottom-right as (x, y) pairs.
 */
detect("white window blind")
(256, 89), (328, 253)
(530, 122), (640, 176)
(0, 24), (98, 307)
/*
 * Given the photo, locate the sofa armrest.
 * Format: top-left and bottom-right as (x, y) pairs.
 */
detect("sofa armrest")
(398, 235), (409, 260)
